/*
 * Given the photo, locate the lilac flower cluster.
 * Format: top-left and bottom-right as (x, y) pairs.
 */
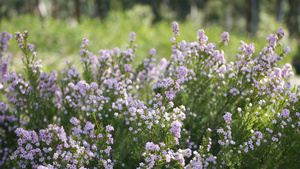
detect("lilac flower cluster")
(0, 23), (299, 168)
(197, 29), (208, 44)
(139, 142), (192, 168)
(172, 22), (180, 37)
(160, 23), (300, 168)
(0, 102), (19, 166)
(220, 32), (229, 46)
(11, 124), (93, 168)
(0, 31), (12, 89)
(0, 31), (12, 57)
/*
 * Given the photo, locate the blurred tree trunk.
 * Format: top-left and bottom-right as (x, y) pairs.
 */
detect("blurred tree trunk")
(151, 0), (161, 22)
(0, 1), (3, 21)
(173, 0), (190, 21)
(52, 0), (59, 19)
(276, 0), (285, 23)
(26, 0), (32, 13)
(26, 0), (39, 14)
(34, 0), (40, 16)
(223, 0), (232, 31)
(95, 0), (110, 20)
(287, 0), (300, 37)
(190, 0), (197, 20)
(246, 0), (260, 38)
(75, 0), (81, 23)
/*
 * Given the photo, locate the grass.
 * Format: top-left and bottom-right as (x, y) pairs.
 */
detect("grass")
(0, 7), (297, 75)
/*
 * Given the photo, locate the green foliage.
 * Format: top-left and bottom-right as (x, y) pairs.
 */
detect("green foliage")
(1, 7), (297, 74)
(1, 7), (300, 168)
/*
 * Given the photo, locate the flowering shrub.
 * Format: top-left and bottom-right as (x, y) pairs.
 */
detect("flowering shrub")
(0, 22), (300, 168)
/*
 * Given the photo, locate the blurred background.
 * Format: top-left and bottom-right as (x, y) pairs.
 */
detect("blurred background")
(0, 0), (300, 79)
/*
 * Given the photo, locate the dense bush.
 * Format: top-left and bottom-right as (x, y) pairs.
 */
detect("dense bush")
(1, 22), (300, 168)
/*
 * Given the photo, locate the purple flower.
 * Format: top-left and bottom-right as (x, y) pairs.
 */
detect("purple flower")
(221, 32), (229, 46)
(14, 31), (24, 48)
(171, 120), (182, 138)
(81, 38), (89, 48)
(124, 64), (132, 72)
(145, 142), (156, 151)
(113, 47), (120, 54)
(83, 121), (94, 131)
(106, 125), (114, 132)
(177, 66), (188, 80)
(171, 37), (176, 43)
(0, 31), (12, 55)
(90, 82), (98, 90)
(0, 61), (8, 77)
(149, 48), (156, 56)
(245, 43), (255, 55)
(281, 109), (290, 118)
(105, 146), (112, 155)
(184, 149), (192, 158)
(277, 27), (285, 38)
(172, 22), (180, 37)
(266, 34), (278, 47)
(130, 32), (136, 42)
(197, 29), (204, 38)
(27, 43), (34, 51)
(284, 46), (290, 53)
(197, 29), (208, 44)
(221, 32), (229, 41)
(78, 49), (85, 55)
(70, 117), (80, 125)
(223, 112), (232, 124)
